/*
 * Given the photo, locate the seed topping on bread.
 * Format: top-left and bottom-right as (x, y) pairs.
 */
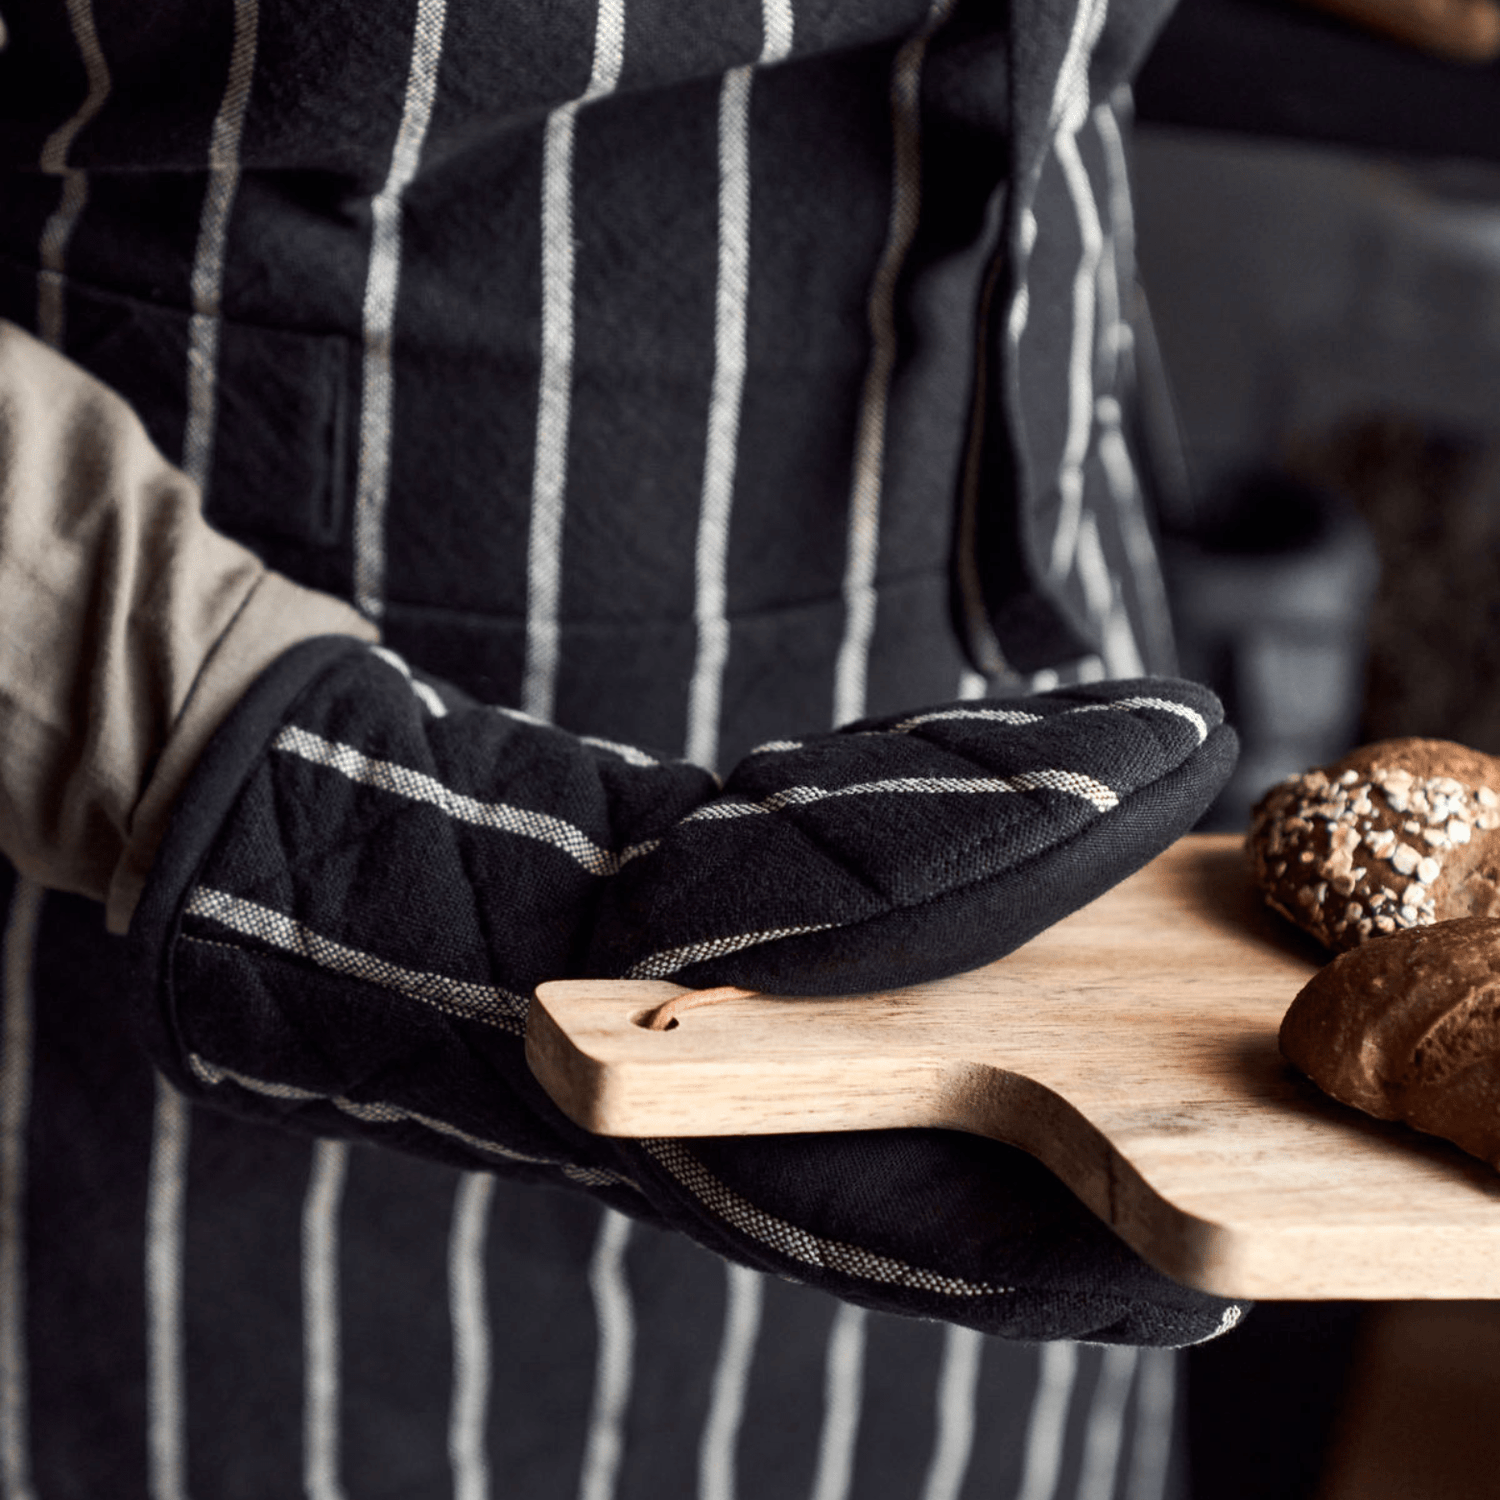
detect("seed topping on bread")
(1249, 740), (1500, 951)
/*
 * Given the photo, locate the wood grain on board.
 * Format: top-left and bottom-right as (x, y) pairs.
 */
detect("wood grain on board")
(526, 833), (1500, 1299)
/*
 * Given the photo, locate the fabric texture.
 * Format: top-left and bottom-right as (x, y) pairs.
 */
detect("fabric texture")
(129, 634), (1242, 1344)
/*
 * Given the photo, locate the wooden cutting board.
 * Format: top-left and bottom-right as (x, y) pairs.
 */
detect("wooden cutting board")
(526, 832), (1500, 1299)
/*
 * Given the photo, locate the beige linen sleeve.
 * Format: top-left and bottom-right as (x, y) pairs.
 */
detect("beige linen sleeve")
(0, 319), (377, 933)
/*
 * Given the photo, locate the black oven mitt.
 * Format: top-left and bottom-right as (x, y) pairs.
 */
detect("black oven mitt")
(129, 637), (1244, 1345)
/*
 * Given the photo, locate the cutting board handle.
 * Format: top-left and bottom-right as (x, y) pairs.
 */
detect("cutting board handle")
(524, 974), (1225, 1292)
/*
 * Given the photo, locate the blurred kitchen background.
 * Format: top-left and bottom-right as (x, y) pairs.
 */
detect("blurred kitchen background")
(1125, 0), (1500, 1493)
(1138, 7), (1500, 833)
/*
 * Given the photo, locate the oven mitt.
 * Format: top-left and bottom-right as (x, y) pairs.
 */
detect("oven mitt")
(128, 637), (1244, 1345)
(589, 683), (1236, 993)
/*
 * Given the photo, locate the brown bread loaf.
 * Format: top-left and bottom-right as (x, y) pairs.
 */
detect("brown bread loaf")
(1248, 739), (1500, 952)
(1280, 917), (1500, 1168)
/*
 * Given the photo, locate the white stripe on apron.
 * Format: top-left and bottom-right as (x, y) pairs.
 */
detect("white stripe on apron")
(1069, 93), (1146, 679)
(1091, 98), (1175, 676)
(1015, 1341), (1080, 1500)
(352, 0), (450, 621)
(1076, 1346), (1139, 1500)
(449, 1171), (495, 1500)
(0, 881), (42, 1500)
(684, 0), (795, 769)
(521, 0), (628, 720)
(831, 0), (959, 729)
(918, 1324), (983, 1500)
(146, 1078), (191, 1500)
(807, 1303), (867, 1500)
(577, 1207), (634, 1500)
(1077, 512), (1144, 678)
(302, 1140), (350, 1500)
(987, 0), (1101, 614)
(697, 1262), (765, 1500)
(1046, 114), (1107, 582)
(180, 0), (261, 494)
(1124, 1349), (1176, 1500)
(35, 0), (110, 348)
(1041, 0), (1109, 582)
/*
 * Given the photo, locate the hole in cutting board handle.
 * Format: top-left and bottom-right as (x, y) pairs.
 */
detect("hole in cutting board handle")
(630, 1009), (679, 1030)
(631, 986), (760, 1031)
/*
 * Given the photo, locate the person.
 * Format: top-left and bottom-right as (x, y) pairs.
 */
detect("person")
(0, 0), (1243, 1495)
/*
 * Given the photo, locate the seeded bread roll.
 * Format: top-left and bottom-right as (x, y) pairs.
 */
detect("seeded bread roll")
(1248, 738), (1500, 952)
(1280, 917), (1500, 1168)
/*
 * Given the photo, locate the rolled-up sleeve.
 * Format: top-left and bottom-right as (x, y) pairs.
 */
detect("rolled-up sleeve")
(0, 318), (376, 930)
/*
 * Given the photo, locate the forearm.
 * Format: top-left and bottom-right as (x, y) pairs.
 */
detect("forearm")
(0, 319), (375, 929)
